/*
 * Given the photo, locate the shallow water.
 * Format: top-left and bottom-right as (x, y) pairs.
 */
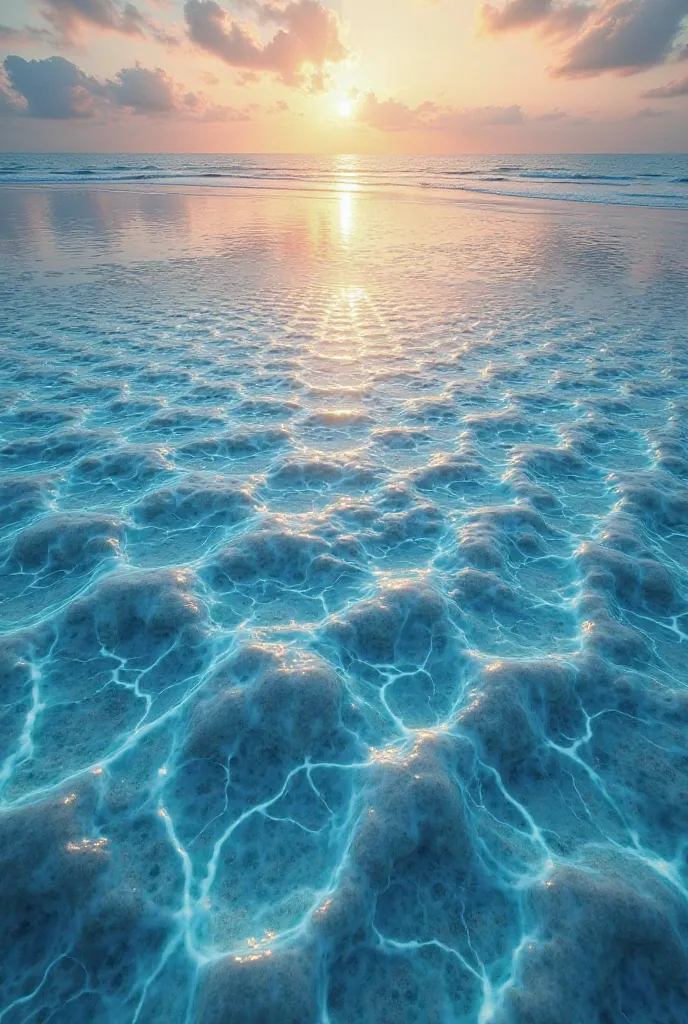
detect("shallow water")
(1, 182), (688, 1023)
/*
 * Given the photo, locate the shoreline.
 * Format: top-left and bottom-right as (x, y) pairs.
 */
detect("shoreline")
(3, 178), (688, 219)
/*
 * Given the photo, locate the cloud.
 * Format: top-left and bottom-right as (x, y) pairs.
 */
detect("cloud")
(357, 92), (525, 132)
(357, 93), (431, 131)
(480, 0), (591, 37)
(0, 23), (55, 44)
(642, 75), (688, 96)
(183, 0), (347, 87)
(36, 0), (181, 46)
(0, 68), (20, 116)
(3, 54), (104, 117)
(1, 54), (250, 121)
(108, 65), (189, 113)
(436, 104), (525, 128)
(40, 0), (146, 41)
(109, 65), (250, 118)
(533, 106), (570, 118)
(633, 105), (668, 116)
(481, 0), (688, 78)
(554, 0), (688, 77)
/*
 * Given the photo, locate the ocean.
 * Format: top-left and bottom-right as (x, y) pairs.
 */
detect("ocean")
(1, 151), (687, 208)
(1, 158), (688, 1023)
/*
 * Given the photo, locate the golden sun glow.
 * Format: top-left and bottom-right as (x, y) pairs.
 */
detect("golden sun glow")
(337, 98), (354, 119)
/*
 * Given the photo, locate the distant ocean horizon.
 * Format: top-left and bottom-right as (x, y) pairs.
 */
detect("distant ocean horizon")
(1, 151), (687, 208)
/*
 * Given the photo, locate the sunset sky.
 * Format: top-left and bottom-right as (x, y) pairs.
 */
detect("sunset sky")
(1, 0), (687, 152)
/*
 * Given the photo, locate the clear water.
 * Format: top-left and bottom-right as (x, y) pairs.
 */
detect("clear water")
(1, 172), (688, 1023)
(1, 151), (687, 207)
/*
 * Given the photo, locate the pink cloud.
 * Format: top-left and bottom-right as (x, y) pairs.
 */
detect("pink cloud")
(555, 0), (688, 77)
(642, 75), (688, 96)
(184, 0), (347, 88)
(481, 0), (688, 77)
(37, 0), (180, 47)
(357, 92), (525, 132)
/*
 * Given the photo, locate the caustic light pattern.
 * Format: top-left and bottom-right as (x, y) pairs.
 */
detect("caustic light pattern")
(1, 188), (688, 1023)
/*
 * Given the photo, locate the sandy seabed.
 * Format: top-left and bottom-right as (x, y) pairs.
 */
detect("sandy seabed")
(1, 183), (688, 1023)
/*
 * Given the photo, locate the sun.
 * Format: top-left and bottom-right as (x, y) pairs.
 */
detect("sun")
(337, 98), (354, 119)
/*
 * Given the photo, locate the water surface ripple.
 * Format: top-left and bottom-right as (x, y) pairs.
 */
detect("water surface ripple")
(1, 152), (687, 208)
(1, 183), (688, 1023)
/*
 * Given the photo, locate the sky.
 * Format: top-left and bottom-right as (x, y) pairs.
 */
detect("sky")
(0, 0), (687, 152)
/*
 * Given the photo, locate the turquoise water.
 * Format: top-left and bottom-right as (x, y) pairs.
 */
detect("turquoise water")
(1, 176), (688, 1022)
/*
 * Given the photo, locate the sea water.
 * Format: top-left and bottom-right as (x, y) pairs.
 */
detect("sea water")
(1, 152), (688, 208)
(0, 164), (688, 1023)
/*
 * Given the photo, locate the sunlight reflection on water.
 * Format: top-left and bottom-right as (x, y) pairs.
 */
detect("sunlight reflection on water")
(0, 182), (687, 1023)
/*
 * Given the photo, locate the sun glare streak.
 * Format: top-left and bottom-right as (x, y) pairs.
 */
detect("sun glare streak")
(339, 191), (353, 238)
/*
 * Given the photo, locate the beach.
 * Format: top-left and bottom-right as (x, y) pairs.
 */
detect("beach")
(1, 166), (688, 1022)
